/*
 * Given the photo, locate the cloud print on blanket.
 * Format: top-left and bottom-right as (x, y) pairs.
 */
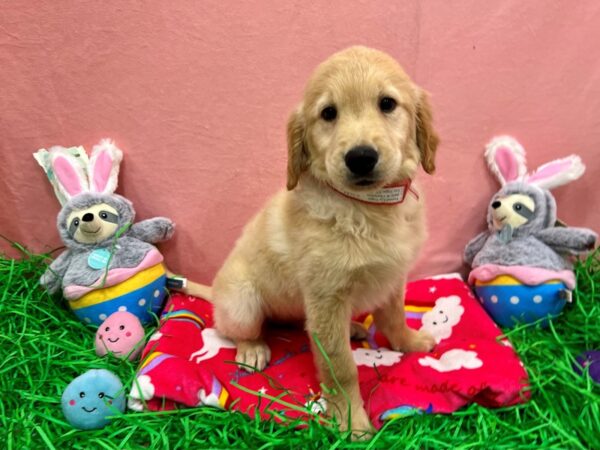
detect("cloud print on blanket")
(352, 347), (403, 367)
(127, 374), (156, 411)
(419, 349), (483, 372)
(420, 295), (464, 343)
(189, 328), (236, 364)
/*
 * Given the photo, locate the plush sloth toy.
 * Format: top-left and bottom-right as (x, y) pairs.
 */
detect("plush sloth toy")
(464, 136), (596, 327)
(35, 140), (174, 326)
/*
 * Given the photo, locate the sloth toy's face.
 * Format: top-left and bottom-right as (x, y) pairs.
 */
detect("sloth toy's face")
(66, 203), (120, 244)
(490, 193), (536, 231)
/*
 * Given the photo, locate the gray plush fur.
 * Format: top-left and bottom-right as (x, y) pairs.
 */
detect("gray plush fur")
(40, 192), (174, 294)
(464, 181), (597, 271)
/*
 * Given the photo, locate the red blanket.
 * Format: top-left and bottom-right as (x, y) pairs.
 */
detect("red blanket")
(128, 275), (529, 428)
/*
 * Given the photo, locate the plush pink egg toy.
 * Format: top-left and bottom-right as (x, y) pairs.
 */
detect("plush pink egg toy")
(95, 311), (145, 361)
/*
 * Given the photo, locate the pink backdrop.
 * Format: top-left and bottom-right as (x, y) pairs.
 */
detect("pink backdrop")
(1, 1), (599, 284)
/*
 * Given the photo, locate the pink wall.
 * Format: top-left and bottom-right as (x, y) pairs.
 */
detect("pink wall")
(1, 1), (599, 284)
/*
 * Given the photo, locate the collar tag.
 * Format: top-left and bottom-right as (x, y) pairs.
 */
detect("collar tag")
(329, 180), (418, 205)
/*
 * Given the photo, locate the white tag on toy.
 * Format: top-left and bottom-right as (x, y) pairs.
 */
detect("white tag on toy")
(88, 248), (112, 270)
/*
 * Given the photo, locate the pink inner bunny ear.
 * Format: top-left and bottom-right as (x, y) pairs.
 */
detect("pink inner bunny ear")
(92, 150), (113, 193)
(526, 156), (585, 190)
(494, 147), (521, 183)
(89, 139), (123, 194)
(484, 136), (528, 185)
(52, 155), (87, 197)
(527, 160), (571, 183)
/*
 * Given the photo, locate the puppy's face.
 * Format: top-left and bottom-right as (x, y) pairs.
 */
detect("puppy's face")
(287, 46), (439, 191)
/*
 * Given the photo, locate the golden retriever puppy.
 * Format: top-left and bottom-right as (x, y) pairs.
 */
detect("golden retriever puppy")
(190, 46), (439, 435)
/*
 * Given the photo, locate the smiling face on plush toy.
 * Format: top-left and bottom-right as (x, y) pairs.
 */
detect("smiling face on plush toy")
(57, 193), (135, 248)
(61, 369), (126, 430)
(67, 203), (120, 244)
(95, 311), (145, 360)
(490, 193), (535, 231)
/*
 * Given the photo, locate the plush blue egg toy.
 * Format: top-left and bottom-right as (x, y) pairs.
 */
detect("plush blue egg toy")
(61, 369), (126, 430)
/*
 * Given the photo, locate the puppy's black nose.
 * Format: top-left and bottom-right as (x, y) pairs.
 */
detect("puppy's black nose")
(492, 201), (501, 209)
(344, 146), (379, 176)
(82, 213), (94, 222)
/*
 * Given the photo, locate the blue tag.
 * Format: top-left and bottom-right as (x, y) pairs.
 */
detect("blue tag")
(88, 248), (111, 270)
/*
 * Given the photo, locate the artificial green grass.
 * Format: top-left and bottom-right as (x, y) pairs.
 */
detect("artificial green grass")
(1, 246), (598, 449)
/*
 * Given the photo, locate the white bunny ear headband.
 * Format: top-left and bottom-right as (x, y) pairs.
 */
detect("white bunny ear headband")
(34, 139), (123, 206)
(484, 136), (585, 190)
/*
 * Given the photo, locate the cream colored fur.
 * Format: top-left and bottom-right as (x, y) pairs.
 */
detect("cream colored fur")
(184, 46), (440, 437)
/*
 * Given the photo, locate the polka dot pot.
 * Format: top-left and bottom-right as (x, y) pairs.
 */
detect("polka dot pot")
(474, 275), (568, 328)
(69, 263), (167, 327)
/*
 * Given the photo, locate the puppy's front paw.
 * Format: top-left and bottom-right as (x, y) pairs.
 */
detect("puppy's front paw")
(395, 328), (436, 353)
(235, 339), (271, 372)
(334, 403), (373, 441)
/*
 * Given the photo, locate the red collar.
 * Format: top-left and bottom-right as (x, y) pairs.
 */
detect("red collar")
(328, 179), (419, 205)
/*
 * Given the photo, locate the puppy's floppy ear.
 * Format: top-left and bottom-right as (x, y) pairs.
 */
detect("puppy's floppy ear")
(286, 105), (309, 190)
(416, 90), (439, 174)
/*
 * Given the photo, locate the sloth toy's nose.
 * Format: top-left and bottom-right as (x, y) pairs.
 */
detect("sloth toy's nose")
(82, 213), (94, 222)
(491, 201), (501, 209)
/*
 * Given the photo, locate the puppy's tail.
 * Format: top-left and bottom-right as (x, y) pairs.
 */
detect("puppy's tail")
(184, 280), (213, 302)
(165, 267), (213, 302)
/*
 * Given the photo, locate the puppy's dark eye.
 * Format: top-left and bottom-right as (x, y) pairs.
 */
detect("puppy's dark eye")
(79, 392), (86, 398)
(320, 106), (337, 122)
(379, 97), (397, 113)
(105, 326), (110, 332)
(98, 392), (105, 399)
(119, 325), (125, 330)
